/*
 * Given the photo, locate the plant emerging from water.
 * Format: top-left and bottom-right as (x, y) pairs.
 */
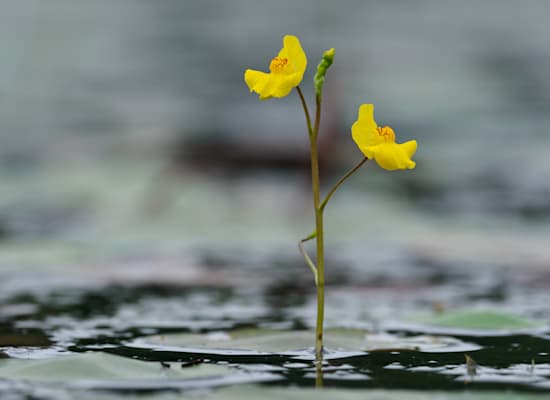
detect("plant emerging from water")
(244, 35), (417, 365)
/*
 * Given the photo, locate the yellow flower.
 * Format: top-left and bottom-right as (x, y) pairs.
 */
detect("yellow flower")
(244, 35), (307, 100)
(351, 104), (417, 171)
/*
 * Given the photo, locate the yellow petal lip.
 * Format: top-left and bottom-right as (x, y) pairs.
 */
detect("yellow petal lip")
(244, 69), (269, 94)
(352, 104), (380, 149)
(351, 104), (418, 171)
(280, 35), (307, 81)
(244, 35), (307, 100)
(370, 141), (417, 171)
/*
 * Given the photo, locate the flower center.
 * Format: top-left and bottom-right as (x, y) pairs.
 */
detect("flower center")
(377, 126), (395, 142)
(269, 57), (291, 74)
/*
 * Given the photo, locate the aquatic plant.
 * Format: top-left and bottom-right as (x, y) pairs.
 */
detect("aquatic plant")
(244, 34), (417, 366)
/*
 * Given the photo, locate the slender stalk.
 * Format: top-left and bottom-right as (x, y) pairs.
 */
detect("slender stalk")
(301, 157), (367, 286)
(311, 163), (324, 362)
(313, 93), (321, 139)
(295, 88), (328, 365)
(296, 86), (313, 138)
(299, 235), (318, 285)
(296, 47), (335, 385)
(295, 87), (319, 287)
(319, 157), (368, 213)
(311, 93), (324, 362)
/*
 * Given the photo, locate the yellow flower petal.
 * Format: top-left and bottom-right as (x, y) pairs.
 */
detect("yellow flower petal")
(244, 69), (270, 95)
(400, 140), (418, 159)
(244, 35), (307, 100)
(351, 104), (417, 171)
(268, 74), (298, 98)
(278, 35), (307, 81)
(372, 141), (417, 171)
(244, 72), (298, 100)
(351, 104), (382, 150)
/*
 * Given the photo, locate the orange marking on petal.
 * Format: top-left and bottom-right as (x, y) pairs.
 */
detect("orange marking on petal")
(269, 57), (290, 73)
(376, 126), (395, 142)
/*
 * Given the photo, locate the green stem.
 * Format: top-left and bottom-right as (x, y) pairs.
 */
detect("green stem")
(295, 89), (319, 285)
(319, 157), (368, 213)
(300, 157), (367, 286)
(298, 235), (318, 286)
(313, 93), (321, 140)
(295, 88), (326, 363)
(296, 86), (313, 138)
(311, 93), (324, 362)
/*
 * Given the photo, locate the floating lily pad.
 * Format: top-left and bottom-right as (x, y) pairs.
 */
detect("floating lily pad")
(205, 386), (550, 400)
(138, 328), (480, 358)
(62, 382), (550, 400)
(416, 310), (540, 331)
(0, 352), (229, 383)
(83, 385), (550, 400)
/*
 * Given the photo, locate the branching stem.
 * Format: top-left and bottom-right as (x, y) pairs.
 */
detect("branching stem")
(319, 158), (368, 213)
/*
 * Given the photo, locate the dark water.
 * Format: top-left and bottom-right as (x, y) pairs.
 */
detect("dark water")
(2, 247), (550, 397)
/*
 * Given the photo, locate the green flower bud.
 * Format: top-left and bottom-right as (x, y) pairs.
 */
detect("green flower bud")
(314, 48), (335, 96)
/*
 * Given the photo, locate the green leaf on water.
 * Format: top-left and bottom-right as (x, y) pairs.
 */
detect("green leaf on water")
(418, 310), (539, 330)
(203, 386), (550, 400)
(0, 352), (228, 382)
(72, 384), (550, 400)
(145, 328), (479, 354)
(71, 386), (550, 400)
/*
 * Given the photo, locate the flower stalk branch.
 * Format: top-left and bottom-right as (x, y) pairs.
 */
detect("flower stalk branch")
(319, 157), (368, 213)
(299, 157), (369, 288)
(298, 233), (318, 285)
(296, 87), (313, 138)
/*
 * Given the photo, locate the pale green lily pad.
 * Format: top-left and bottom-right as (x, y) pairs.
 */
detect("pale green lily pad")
(417, 310), (540, 331)
(0, 352), (229, 382)
(206, 386), (550, 400)
(81, 386), (550, 400)
(141, 328), (480, 356)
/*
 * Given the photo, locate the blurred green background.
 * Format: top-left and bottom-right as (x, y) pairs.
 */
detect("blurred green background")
(1, 0), (549, 282)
